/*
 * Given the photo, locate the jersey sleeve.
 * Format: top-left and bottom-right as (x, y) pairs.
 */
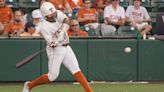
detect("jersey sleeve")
(56, 10), (68, 23)
(40, 25), (53, 44)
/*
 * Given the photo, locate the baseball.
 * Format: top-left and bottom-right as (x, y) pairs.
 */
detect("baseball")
(124, 47), (132, 53)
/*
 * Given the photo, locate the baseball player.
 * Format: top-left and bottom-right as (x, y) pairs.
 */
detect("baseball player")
(125, 0), (152, 36)
(22, 2), (93, 92)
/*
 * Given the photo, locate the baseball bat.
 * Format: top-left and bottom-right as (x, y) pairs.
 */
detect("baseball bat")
(16, 48), (46, 69)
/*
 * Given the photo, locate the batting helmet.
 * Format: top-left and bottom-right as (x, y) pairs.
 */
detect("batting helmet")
(40, 2), (56, 17)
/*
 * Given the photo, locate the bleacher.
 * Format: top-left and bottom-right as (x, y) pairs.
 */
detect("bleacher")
(6, 0), (164, 36)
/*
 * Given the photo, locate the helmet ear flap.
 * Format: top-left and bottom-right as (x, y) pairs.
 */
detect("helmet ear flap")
(40, 2), (56, 17)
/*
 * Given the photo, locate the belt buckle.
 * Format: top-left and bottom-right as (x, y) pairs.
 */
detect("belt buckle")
(62, 43), (68, 46)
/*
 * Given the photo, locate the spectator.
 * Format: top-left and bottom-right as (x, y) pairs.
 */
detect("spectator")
(39, 0), (48, 6)
(48, 0), (66, 11)
(102, 0), (125, 36)
(68, 19), (88, 36)
(65, 0), (83, 14)
(125, 0), (152, 36)
(20, 8), (29, 25)
(4, 9), (24, 36)
(32, 9), (44, 34)
(0, 0), (13, 34)
(93, 0), (111, 15)
(77, 0), (100, 35)
(20, 22), (40, 37)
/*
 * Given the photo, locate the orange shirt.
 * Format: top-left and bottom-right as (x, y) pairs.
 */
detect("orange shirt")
(93, 0), (106, 9)
(0, 6), (13, 25)
(77, 8), (98, 24)
(4, 21), (24, 33)
(48, 0), (66, 10)
(67, 29), (88, 37)
(66, 0), (83, 10)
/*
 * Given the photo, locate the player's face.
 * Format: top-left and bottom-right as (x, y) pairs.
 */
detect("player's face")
(0, 0), (5, 8)
(134, 0), (141, 7)
(45, 12), (57, 22)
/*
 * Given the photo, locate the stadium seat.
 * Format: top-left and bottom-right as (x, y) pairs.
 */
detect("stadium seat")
(141, 0), (153, 11)
(99, 14), (104, 23)
(5, 0), (18, 8)
(120, 0), (129, 8)
(19, 0), (39, 8)
(117, 26), (138, 36)
(153, 0), (164, 12)
(149, 12), (156, 23)
(80, 26), (101, 36)
(148, 12), (156, 34)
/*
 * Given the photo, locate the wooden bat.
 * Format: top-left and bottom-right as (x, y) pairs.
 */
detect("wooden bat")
(16, 48), (46, 69)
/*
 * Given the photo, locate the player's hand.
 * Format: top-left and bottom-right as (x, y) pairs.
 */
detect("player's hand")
(48, 42), (56, 48)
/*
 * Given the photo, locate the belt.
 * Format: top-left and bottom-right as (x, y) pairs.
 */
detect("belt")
(62, 43), (69, 46)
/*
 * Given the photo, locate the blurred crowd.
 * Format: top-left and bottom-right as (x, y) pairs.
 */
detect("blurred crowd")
(0, 0), (154, 37)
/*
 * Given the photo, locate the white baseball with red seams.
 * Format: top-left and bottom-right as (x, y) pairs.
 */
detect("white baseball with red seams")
(124, 47), (132, 53)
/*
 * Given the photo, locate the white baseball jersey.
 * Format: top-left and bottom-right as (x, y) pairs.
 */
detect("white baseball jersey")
(39, 15), (80, 81)
(104, 5), (125, 23)
(126, 5), (150, 22)
(40, 21), (69, 46)
(35, 10), (68, 34)
(55, 10), (68, 23)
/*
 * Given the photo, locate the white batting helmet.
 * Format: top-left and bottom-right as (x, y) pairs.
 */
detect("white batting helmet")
(40, 2), (56, 17)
